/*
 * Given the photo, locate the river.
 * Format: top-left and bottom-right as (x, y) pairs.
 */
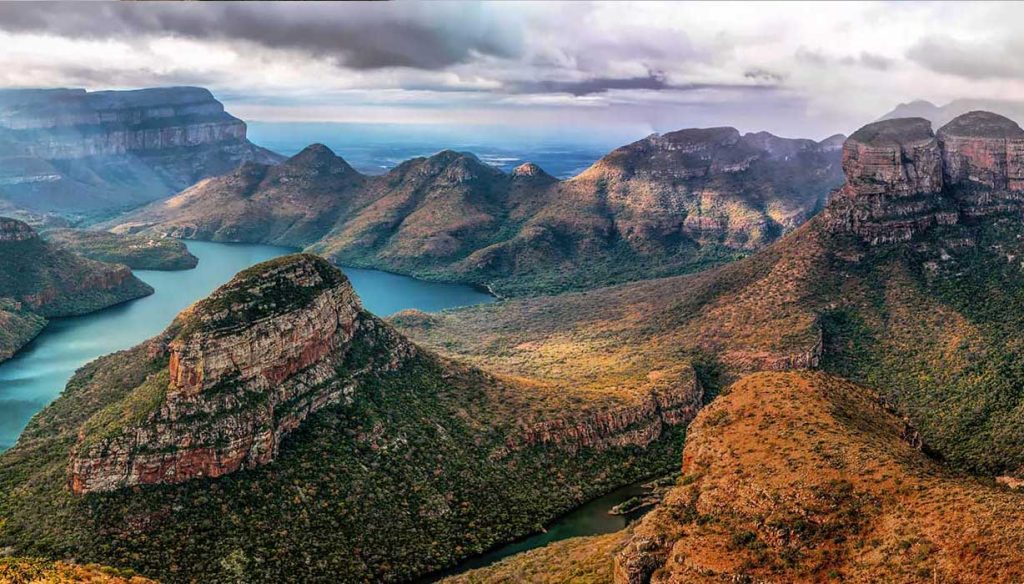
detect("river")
(0, 240), (494, 451)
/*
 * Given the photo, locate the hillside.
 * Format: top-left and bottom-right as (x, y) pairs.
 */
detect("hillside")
(108, 128), (844, 296)
(472, 372), (1024, 583)
(43, 229), (198, 270)
(0, 217), (153, 362)
(0, 254), (699, 582)
(0, 87), (283, 215)
(399, 111), (1024, 479)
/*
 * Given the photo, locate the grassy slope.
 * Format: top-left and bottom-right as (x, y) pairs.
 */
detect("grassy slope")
(0, 557), (155, 584)
(43, 228), (198, 271)
(460, 371), (1024, 583)
(399, 213), (1024, 477)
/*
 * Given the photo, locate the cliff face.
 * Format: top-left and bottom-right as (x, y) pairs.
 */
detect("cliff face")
(69, 255), (414, 493)
(111, 127), (843, 296)
(827, 111), (1024, 244)
(0, 87), (282, 213)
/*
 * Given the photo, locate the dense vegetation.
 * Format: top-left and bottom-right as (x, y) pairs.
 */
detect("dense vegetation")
(0, 297), (686, 583)
(43, 228), (198, 270)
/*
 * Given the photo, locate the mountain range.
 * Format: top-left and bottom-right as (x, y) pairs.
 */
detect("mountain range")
(4, 111), (1024, 583)
(107, 128), (845, 296)
(0, 87), (281, 216)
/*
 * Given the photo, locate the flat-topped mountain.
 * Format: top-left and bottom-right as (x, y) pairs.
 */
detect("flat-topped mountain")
(0, 87), (282, 214)
(827, 111), (1024, 243)
(109, 128), (844, 296)
(0, 217), (152, 362)
(0, 253), (699, 582)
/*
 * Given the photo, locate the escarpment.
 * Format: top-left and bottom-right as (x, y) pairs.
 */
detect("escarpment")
(68, 254), (416, 494)
(826, 111), (1024, 244)
(0, 86), (282, 213)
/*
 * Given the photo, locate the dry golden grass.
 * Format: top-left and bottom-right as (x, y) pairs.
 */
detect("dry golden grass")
(621, 371), (1024, 583)
(0, 558), (155, 584)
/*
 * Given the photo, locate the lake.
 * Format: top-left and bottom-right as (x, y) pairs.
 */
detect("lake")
(0, 240), (494, 451)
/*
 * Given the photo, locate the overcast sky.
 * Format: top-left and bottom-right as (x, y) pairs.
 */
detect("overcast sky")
(1, 1), (1022, 139)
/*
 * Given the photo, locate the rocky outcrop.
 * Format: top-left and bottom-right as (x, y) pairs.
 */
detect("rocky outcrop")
(826, 112), (1024, 244)
(68, 255), (416, 494)
(0, 217), (152, 318)
(0, 216), (37, 241)
(0, 87), (282, 213)
(496, 371), (702, 458)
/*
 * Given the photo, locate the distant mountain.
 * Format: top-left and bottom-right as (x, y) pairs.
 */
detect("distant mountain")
(109, 128), (845, 296)
(0, 87), (283, 215)
(880, 97), (1024, 128)
(0, 217), (152, 362)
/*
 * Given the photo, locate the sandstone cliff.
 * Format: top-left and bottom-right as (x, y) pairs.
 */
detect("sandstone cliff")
(826, 111), (1024, 243)
(0, 87), (282, 213)
(110, 127), (843, 296)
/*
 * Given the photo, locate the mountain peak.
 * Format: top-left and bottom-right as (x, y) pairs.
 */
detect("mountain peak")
(848, 117), (934, 147)
(511, 161), (552, 180)
(283, 143), (357, 175)
(938, 110), (1024, 139)
(177, 253), (354, 341)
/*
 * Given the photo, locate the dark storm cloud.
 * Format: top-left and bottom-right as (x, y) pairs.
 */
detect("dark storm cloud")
(907, 35), (1024, 80)
(743, 68), (786, 83)
(508, 71), (781, 96)
(0, 2), (522, 70)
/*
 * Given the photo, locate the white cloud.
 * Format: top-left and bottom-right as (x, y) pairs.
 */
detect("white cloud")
(1, 1), (1023, 138)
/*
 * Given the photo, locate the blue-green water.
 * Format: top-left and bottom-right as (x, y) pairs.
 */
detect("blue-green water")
(0, 240), (493, 451)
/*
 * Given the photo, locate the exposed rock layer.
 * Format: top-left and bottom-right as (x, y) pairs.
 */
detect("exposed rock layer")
(0, 87), (282, 213)
(827, 112), (1024, 243)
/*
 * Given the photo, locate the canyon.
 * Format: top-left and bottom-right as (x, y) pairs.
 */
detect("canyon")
(0, 253), (700, 582)
(0, 87), (282, 214)
(108, 127), (844, 296)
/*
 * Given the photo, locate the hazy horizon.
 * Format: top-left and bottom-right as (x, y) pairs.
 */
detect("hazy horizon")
(3, 2), (1024, 140)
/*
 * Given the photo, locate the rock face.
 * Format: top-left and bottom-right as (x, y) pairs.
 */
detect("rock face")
(111, 127), (844, 296)
(0, 87), (282, 213)
(69, 254), (414, 494)
(827, 111), (1024, 244)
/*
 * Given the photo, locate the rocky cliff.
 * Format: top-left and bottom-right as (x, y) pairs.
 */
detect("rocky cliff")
(0, 87), (282, 213)
(69, 254), (413, 493)
(110, 127), (843, 296)
(826, 111), (1024, 243)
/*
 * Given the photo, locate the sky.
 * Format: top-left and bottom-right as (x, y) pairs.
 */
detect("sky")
(1, 1), (1024, 139)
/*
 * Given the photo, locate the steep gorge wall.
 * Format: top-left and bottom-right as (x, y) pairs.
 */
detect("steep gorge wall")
(826, 111), (1024, 244)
